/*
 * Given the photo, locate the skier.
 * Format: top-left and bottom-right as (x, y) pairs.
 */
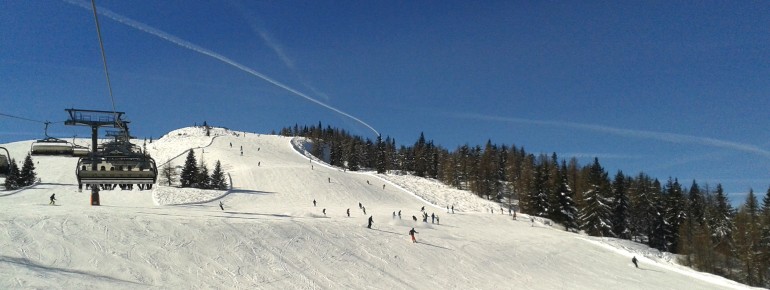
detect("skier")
(49, 194), (56, 205)
(412, 215), (417, 222)
(436, 215), (440, 225)
(392, 211), (396, 219)
(409, 228), (418, 243)
(530, 217), (535, 227)
(382, 184), (385, 190)
(219, 201), (224, 211)
(366, 180), (370, 185)
(398, 210), (401, 219)
(421, 206), (425, 212)
(229, 142), (232, 148)
(313, 199), (317, 207)
(347, 208), (350, 217)
(451, 205), (454, 214)
(258, 162), (261, 167)
(323, 208), (326, 216)
(446, 205), (449, 213)
(328, 177), (331, 183)
(362, 206), (366, 215)
(431, 213), (435, 224)
(359, 202), (362, 209)
(367, 216), (373, 229)
(632, 256), (639, 268)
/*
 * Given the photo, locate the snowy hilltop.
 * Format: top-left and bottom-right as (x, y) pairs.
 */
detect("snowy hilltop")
(0, 127), (758, 289)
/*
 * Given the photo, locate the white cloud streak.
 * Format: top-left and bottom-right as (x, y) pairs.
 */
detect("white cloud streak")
(64, 0), (379, 136)
(456, 113), (770, 159)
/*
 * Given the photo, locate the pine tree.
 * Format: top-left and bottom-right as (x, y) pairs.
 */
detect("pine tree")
(529, 161), (549, 217)
(710, 184), (734, 274)
(3, 159), (20, 190)
(210, 160), (227, 190)
(759, 188), (770, 287)
(579, 158), (613, 237)
(734, 189), (762, 286)
(556, 161), (578, 231)
(611, 171), (631, 239)
(375, 135), (386, 174)
(196, 161), (210, 189)
(19, 153), (36, 186)
(180, 150), (198, 187)
(664, 178), (686, 252)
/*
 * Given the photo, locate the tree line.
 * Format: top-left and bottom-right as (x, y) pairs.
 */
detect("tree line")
(160, 149), (228, 190)
(278, 123), (770, 287)
(4, 153), (37, 190)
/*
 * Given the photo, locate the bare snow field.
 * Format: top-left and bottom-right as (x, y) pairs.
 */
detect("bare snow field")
(0, 127), (758, 289)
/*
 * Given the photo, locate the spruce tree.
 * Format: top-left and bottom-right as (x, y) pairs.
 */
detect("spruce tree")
(210, 160), (227, 190)
(196, 161), (210, 189)
(579, 158), (613, 237)
(664, 178), (686, 252)
(20, 153), (36, 186)
(556, 161), (578, 231)
(375, 135), (386, 174)
(760, 188), (770, 286)
(3, 159), (20, 190)
(180, 150), (198, 187)
(710, 184), (734, 272)
(611, 171), (630, 239)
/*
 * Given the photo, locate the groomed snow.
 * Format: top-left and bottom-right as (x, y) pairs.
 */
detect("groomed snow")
(0, 127), (758, 289)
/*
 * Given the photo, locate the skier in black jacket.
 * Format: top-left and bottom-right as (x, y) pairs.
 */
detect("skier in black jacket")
(367, 216), (373, 229)
(409, 228), (418, 243)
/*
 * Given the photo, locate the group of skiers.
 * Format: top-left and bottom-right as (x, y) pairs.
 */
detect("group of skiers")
(310, 199), (429, 243)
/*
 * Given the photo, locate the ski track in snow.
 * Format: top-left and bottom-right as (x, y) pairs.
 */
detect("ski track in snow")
(0, 127), (760, 289)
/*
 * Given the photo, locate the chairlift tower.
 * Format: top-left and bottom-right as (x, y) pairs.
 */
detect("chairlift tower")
(65, 108), (127, 205)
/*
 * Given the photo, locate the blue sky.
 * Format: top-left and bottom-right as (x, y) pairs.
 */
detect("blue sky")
(2, 1), (769, 204)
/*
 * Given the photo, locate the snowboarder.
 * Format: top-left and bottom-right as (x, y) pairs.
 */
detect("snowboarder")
(219, 201), (224, 211)
(323, 208), (326, 216)
(49, 194), (56, 205)
(313, 199), (317, 207)
(632, 256), (638, 268)
(367, 216), (373, 229)
(409, 228), (418, 243)
(347, 208), (350, 217)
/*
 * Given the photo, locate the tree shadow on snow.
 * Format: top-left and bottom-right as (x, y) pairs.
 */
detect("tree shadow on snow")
(0, 255), (149, 286)
(638, 267), (663, 273)
(370, 228), (404, 236)
(418, 241), (452, 251)
(228, 189), (276, 195)
(220, 211), (291, 218)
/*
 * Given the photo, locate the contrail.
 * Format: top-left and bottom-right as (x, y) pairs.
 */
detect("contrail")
(457, 113), (770, 159)
(63, 0), (379, 136)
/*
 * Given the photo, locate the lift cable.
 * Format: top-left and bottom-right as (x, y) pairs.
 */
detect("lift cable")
(89, 0), (125, 133)
(0, 112), (64, 125)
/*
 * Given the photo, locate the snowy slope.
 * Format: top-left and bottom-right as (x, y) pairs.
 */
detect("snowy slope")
(0, 127), (758, 289)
